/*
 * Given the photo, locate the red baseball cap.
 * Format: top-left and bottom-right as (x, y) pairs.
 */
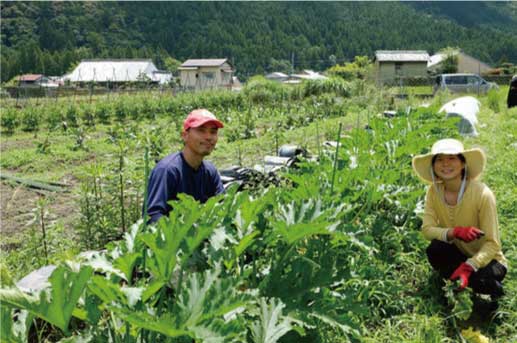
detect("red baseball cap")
(183, 109), (224, 131)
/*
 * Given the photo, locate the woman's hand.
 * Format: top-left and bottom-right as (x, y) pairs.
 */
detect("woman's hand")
(450, 262), (474, 290)
(451, 226), (484, 242)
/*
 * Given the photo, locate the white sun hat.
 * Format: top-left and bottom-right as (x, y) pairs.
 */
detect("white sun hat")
(412, 138), (486, 184)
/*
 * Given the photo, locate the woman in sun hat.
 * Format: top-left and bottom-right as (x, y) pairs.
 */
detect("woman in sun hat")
(412, 138), (507, 300)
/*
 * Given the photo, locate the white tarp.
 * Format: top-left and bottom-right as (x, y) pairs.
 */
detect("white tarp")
(15, 265), (56, 293)
(65, 59), (168, 83)
(439, 96), (480, 136)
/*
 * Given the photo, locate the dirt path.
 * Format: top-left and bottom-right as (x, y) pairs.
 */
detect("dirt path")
(0, 181), (79, 248)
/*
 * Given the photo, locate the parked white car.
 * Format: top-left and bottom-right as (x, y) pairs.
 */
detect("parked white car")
(434, 73), (498, 95)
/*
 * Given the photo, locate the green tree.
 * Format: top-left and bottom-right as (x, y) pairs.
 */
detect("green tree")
(268, 58), (292, 74)
(163, 56), (182, 75)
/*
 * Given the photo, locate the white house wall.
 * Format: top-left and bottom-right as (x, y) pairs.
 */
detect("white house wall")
(377, 61), (427, 84)
(457, 54), (491, 74)
(180, 65), (232, 90)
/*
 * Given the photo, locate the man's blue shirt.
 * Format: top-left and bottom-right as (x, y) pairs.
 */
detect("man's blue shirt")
(146, 152), (224, 223)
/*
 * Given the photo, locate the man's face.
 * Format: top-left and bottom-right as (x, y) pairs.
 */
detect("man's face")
(433, 154), (465, 181)
(182, 123), (219, 157)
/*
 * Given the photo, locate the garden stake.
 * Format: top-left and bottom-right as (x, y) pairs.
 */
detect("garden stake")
(330, 123), (343, 195)
(84, 187), (93, 250)
(316, 120), (321, 163)
(119, 151), (126, 233)
(142, 147), (150, 280)
(275, 133), (279, 155)
(237, 144), (242, 166)
(143, 147), (150, 230)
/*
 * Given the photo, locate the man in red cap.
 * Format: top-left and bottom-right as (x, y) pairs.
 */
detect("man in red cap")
(145, 109), (225, 223)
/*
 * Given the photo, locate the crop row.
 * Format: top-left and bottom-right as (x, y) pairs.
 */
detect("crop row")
(0, 107), (464, 342)
(0, 77), (366, 136)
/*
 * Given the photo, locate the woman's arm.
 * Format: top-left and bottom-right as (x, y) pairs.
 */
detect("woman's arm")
(467, 187), (502, 269)
(422, 187), (451, 242)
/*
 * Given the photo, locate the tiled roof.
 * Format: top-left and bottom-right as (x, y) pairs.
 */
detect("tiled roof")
(180, 59), (229, 67)
(18, 74), (44, 81)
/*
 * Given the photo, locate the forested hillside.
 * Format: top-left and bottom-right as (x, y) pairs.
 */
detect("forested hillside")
(2, 1), (517, 82)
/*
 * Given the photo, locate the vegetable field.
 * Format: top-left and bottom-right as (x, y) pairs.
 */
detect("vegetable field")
(1, 78), (516, 342)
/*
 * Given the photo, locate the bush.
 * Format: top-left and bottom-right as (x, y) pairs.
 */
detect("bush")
(80, 104), (96, 126)
(243, 76), (285, 104)
(1, 108), (19, 134)
(64, 105), (79, 128)
(326, 55), (371, 80)
(302, 77), (350, 97)
(21, 107), (40, 132)
(327, 63), (363, 80)
(487, 89), (500, 113)
(96, 102), (111, 124)
(114, 101), (127, 122)
(46, 106), (64, 130)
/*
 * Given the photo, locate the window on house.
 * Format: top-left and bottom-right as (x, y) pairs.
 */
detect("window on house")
(222, 72), (231, 83)
(202, 72), (215, 80)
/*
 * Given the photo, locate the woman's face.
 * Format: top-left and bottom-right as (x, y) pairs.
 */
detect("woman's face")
(433, 154), (465, 181)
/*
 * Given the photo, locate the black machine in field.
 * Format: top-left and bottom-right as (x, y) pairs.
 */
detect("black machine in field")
(219, 144), (308, 191)
(508, 75), (517, 109)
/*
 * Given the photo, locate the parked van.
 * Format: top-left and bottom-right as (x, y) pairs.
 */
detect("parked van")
(434, 73), (498, 95)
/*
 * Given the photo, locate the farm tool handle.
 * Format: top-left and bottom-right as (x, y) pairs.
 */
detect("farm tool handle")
(0, 172), (70, 193)
(330, 123), (343, 195)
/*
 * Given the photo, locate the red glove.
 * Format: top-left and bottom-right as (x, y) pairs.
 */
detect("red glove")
(450, 262), (474, 290)
(452, 226), (484, 242)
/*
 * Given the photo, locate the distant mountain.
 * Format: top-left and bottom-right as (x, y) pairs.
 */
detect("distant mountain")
(1, 1), (516, 82)
(408, 1), (517, 33)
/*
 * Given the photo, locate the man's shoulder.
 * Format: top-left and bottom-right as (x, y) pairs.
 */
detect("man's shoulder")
(201, 160), (220, 174)
(154, 152), (183, 172)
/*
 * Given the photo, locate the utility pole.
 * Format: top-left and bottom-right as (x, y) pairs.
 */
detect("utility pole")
(291, 52), (295, 77)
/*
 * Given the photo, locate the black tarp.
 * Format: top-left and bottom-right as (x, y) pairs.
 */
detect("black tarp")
(508, 75), (517, 108)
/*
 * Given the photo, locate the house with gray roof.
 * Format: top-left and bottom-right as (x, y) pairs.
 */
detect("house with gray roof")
(64, 59), (172, 85)
(428, 50), (492, 75)
(178, 59), (234, 90)
(374, 50), (430, 85)
(265, 72), (289, 82)
(16, 74), (57, 88)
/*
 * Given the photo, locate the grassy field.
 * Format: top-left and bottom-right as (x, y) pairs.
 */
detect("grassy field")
(1, 82), (516, 342)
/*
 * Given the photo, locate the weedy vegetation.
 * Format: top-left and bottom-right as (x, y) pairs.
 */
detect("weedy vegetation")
(0, 80), (516, 342)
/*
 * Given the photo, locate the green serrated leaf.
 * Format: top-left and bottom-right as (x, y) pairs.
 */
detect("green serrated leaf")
(0, 306), (32, 343)
(141, 279), (166, 303)
(250, 298), (293, 343)
(0, 265), (92, 334)
(80, 252), (126, 280)
(113, 252), (141, 281)
(139, 195), (205, 282)
(307, 312), (359, 337)
(112, 308), (190, 338)
(56, 332), (94, 343)
(87, 275), (126, 305)
(190, 318), (246, 343)
(87, 275), (142, 308)
(274, 222), (332, 245)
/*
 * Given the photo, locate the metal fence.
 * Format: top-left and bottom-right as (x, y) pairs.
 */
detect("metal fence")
(0, 82), (239, 108)
(377, 75), (513, 87)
